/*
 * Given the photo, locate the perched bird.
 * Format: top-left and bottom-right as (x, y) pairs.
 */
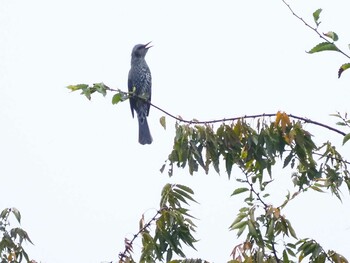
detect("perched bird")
(128, 42), (153, 145)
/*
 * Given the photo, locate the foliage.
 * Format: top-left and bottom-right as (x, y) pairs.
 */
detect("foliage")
(162, 111), (350, 262)
(0, 208), (33, 263)
(119, 184), (198, 263)
(282, 0), (350, 78)
(66, 2), (350, 263)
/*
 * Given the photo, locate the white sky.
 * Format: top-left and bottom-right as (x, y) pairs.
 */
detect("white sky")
(1, 1), (350, 262)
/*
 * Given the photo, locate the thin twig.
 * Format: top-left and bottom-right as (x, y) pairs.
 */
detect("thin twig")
(118, 209), (161, 262)
(241, 168), (280, 262)
(281, 0), (350, 60)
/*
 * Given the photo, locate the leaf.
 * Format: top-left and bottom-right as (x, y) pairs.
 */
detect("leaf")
(285, 219), (297, 239)
(173, 188), (198, 204)
(11, 208), (21, 223)
(231, 187), (249, 196)
(338, 63), (350, 78)
(0, 208), (9, 219)
(342, 133), (350, 145)
(307, 42), (339, 54)
(283, 151), (294, 168)
(160, 163), (166, 173)
(310, 185), (325, 193)
(93, 83), (107, 96)
(160, 116), (166, 130)
(323, 31), (339, 42)
(176, 184), (194, 195)
(81, 86), (91, 100)
(66, 84), (88, 92)
(313, 8), (322, 26)
(112, 93), (122, 105)
(231, 220), (247, 230)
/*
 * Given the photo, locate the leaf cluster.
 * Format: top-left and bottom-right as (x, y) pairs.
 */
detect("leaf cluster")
(120, 184), (198, 263)
(287, 6), (350, 78)
(163, 112), (350, 262)
(0, 208), (33, 263)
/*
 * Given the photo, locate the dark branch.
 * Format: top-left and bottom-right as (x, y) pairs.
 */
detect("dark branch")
(103, 84), (346, 136)
(118, 209), (161, 262)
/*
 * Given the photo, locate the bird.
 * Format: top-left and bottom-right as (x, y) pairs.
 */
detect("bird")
(128, 42), (153, 145)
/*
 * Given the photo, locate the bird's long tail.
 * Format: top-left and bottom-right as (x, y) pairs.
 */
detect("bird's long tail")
(137, 114), (153, 145)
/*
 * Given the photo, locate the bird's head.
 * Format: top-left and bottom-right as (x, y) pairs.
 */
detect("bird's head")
(131, 42), (152, 59)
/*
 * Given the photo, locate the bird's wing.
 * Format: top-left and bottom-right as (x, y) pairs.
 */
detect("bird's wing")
(145, 70), (152, 116)
(128, 70), (135, 118)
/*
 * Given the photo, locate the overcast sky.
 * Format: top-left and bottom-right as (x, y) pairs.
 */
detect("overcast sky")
(1, 1), (350, 262)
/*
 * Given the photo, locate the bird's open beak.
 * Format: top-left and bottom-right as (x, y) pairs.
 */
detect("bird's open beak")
(144, 41), (153, 49)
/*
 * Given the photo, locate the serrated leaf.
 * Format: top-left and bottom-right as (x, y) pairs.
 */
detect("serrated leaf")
(342, 133), (350, 145)
(338, 63), (350, 78)
(313, 8), (322, 25)
(112, 93), (122, 105)
(323, 31), (339, 41)
(160, 116), (166, 130)
(307, 42), (339, 54)
(231, 187), (249, 196)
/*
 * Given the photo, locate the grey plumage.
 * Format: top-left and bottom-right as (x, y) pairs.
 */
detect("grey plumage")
(128, 42), (153, 145)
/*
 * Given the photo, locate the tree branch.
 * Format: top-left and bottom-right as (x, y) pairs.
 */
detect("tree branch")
(281, 0), (350, 60)
(103, 84), (347, 137)
(118, 209), (161, 262)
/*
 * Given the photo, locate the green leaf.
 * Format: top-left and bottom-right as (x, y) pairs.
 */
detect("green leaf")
(313, 8), (322, 26)
(339, 63), (350, 78)
(166, 248), (173, 262)
(310, 185), (325, 193)
(160, 116), (166, 130)
(323, 31), (339, 42)
(231, 187), (249, 196)
(342, 133), (350, 145)
(231, 220), (247, 230)
(307, 42), (339, 54)
(286, 247), (296, 257)
(247, 220), (258, 238)
(283, 151), (294, 168)
(285, 219), (297, 239)
(93, 83), (107, 96)
(112, 93), (122, 105)
(81, 86), (91, 100)
(173, 188), (198, 204)
(0, 208), (9, 219)
(11, 208), (21, 223)
(176, 184), (194, 195)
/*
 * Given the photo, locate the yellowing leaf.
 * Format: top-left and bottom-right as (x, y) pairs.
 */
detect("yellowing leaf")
(275, 111), (282, 127)
(160, 116), (166, 130)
